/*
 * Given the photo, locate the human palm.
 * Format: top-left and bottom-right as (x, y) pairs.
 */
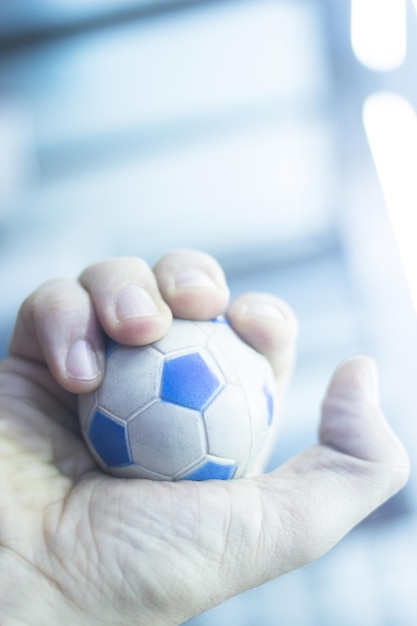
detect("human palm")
(0, 251), (409, 626)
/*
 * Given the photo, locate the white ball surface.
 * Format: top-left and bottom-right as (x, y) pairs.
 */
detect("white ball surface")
(78, 317), (276, 481)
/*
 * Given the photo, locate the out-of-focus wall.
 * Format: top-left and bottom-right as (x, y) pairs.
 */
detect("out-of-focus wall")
(0, 0), (336, 324)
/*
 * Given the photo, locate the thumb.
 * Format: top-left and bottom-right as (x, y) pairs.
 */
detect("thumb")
(319, 356), (407, 466)
(260, 356), (410, 575)
(206, 356), (410, 603)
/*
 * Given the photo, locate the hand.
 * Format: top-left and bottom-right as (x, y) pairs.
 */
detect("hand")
(0, 250), (409, 626)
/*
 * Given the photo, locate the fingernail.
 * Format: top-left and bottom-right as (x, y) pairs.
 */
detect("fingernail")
(66, 340), (100, 381)
(174, 269), (218, 290)
(116, 285), (160, 321)
(240, 301), (286, 320)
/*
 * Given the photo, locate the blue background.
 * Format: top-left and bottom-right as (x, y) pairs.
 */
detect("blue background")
(1, 2), (417, 624)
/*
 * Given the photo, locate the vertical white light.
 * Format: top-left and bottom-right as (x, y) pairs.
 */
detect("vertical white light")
(0, 103), (35, 215)
(351, 0), (407, 71)
(363, 93), (417, 311)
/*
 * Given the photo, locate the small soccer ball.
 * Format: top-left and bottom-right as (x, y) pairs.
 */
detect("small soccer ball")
(78, 317), (276, 481)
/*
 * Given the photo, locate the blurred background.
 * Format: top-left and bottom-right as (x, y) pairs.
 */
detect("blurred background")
(1, 0), (417, 623)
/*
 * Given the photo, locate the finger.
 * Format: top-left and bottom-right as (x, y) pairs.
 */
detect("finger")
(79, 257), (172, 346)
(9, 278), (105, 394)
(153, 249), (230, 320)
(263, 357), (409, 566)
(177, 357), (409, 617)
(319, 356), (407, 463)
(226, 292), (298, 385)
(237, 357), (408, 584)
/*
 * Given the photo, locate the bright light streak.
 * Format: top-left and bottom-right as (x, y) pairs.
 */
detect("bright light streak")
(0, 103), (34, 215)
(363, 93), (417, 311)
(351, 0), (406, 71)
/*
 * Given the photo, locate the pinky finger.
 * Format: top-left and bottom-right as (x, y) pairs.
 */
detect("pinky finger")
(227, 292), (298, 387)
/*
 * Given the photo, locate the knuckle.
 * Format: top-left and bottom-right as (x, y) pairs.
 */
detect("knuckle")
(24, 279), (82, 328)
(79, 257), (153, 288)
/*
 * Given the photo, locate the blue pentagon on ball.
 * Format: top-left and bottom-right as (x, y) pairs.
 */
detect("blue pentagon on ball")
(161, 352), (223, 410)
(78, 318), (276, 481)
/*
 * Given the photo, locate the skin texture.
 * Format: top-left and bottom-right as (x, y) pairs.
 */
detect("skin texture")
(0, 249), (410, 626)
